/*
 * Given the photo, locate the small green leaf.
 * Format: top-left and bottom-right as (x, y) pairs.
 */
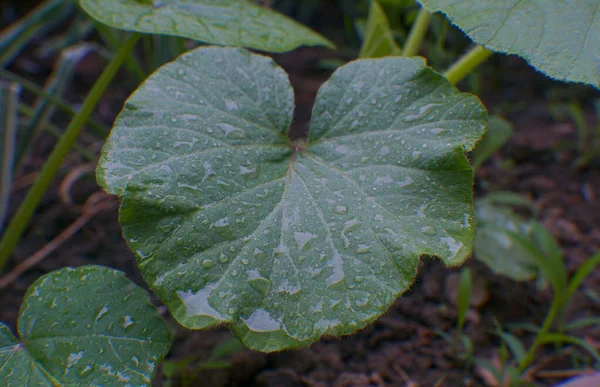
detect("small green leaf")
(418, 0), (600, 88)
(97, 46), (486, 352)
(0, 266), (171, 386)
(474, 196), (540, 281)
(78, 0), (334, 53)
(359, 0), (401, 58)
(471, 115), (513, 169)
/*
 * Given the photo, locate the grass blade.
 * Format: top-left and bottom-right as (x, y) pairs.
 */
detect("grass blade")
(0, 33), (141, 272)
(0, 69), (108, 138)
(15, 43), (97, 168)
(0, 0), (75, 68)
(566, 253), (600, 302)
(0, 81), (21, 230)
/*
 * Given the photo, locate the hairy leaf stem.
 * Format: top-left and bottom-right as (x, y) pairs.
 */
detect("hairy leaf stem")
(402, 7), (431, 57)
(444, 45), (492, 85)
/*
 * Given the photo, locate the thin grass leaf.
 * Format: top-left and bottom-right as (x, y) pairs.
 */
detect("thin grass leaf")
(0, 81), (21, 230)
(564, 317), (600, 331)
(496, 331), (527, 364)
(493, 320), (526, 365)
(0, 69), (109, 138)
(567, 253), (600, 302)
(484, 191), (536, 214)
(92, 21), (147, 84)
(208, 337), (244, 361)
(505, 224), (567, 297)
(15, 43), (97, 169)
(539, 333), (600, 364)
(0, 0), (75, 68)
(471, 115), (513, 169)
(359, 0), (401, 58)
(17, 104), (96, 162)
(34, 15), (95, 59)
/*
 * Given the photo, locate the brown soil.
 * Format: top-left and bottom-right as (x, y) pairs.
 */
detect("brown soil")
(1, 5), (600, 387)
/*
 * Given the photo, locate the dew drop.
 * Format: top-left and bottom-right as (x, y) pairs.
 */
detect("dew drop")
(354, 244), (371, 254)
(201, 259), (216, 268)
(333, 205), (348, 214)
(231, 270), (239, 277)
(253, 248), (266, 259)
(420, 226), (436, 236)
(78, 365), (93, 378)
(219, 253), (229, 263)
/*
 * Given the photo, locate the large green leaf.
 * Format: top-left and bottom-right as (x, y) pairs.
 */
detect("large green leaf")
(418, 0), (600, 88)
(97, 46), (486, 352)
(78, 0), (333, 53)
(0, 266), (170, 386)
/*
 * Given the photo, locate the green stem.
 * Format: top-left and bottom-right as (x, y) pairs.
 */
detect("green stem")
(402, 8), (431, 57)
(0, 33), (140, 273)
(517, 295), (563, 373)
(444, 45), (493, 85)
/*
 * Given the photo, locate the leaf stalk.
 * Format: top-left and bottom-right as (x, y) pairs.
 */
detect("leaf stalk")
(444, 45), (492, 85)
(402, 7), (431, 57)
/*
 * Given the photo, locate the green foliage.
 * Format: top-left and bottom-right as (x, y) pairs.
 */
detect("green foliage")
(0, 82), (20, 230)
(359, 0), (401, 58)
(549, 100), (600, 168)
(471, 115), (513, 169)
(474, 193), (541, 281)
(418, 0), (600, 88)
(0, 266), (171, 386)
(2, 0), (600, 383)
(456, 267), (471, 333)
(78, 0), (334, 53)
(97, 46), (486, 351)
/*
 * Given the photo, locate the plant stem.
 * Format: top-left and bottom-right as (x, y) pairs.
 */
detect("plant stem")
(444, 45), (493, 85)
(402, 8), (431, 57)
(517, 295), (563, 373)
(0, 33), (141, 273)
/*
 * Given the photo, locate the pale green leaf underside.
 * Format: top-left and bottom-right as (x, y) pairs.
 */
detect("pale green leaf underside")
(359, 0), (401, 58)
(78, 0), (333, 53)
(0, 266), (170, 386)
(418, 0), (600, 88)
(474, 198), (538, 281)
(97, 46), (486, 352)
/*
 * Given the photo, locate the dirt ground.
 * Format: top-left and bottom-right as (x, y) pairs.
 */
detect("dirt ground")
(2, 4), (600, 387)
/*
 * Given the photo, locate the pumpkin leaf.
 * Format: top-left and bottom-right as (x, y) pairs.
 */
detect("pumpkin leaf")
(78, 0), (334, 53)
(418, 0), (600, 88)
(97, 46), (486, 352)
(0, 266), (171, 386)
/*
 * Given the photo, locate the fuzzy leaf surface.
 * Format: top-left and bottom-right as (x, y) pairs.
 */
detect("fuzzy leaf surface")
(97, 46), (486, 352)
(78, 0), (333, 53)
(418, 0), (600, 88)
(0, 266), (170, 386)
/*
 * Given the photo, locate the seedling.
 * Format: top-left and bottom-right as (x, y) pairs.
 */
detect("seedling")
(1, 0), (598, 385)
